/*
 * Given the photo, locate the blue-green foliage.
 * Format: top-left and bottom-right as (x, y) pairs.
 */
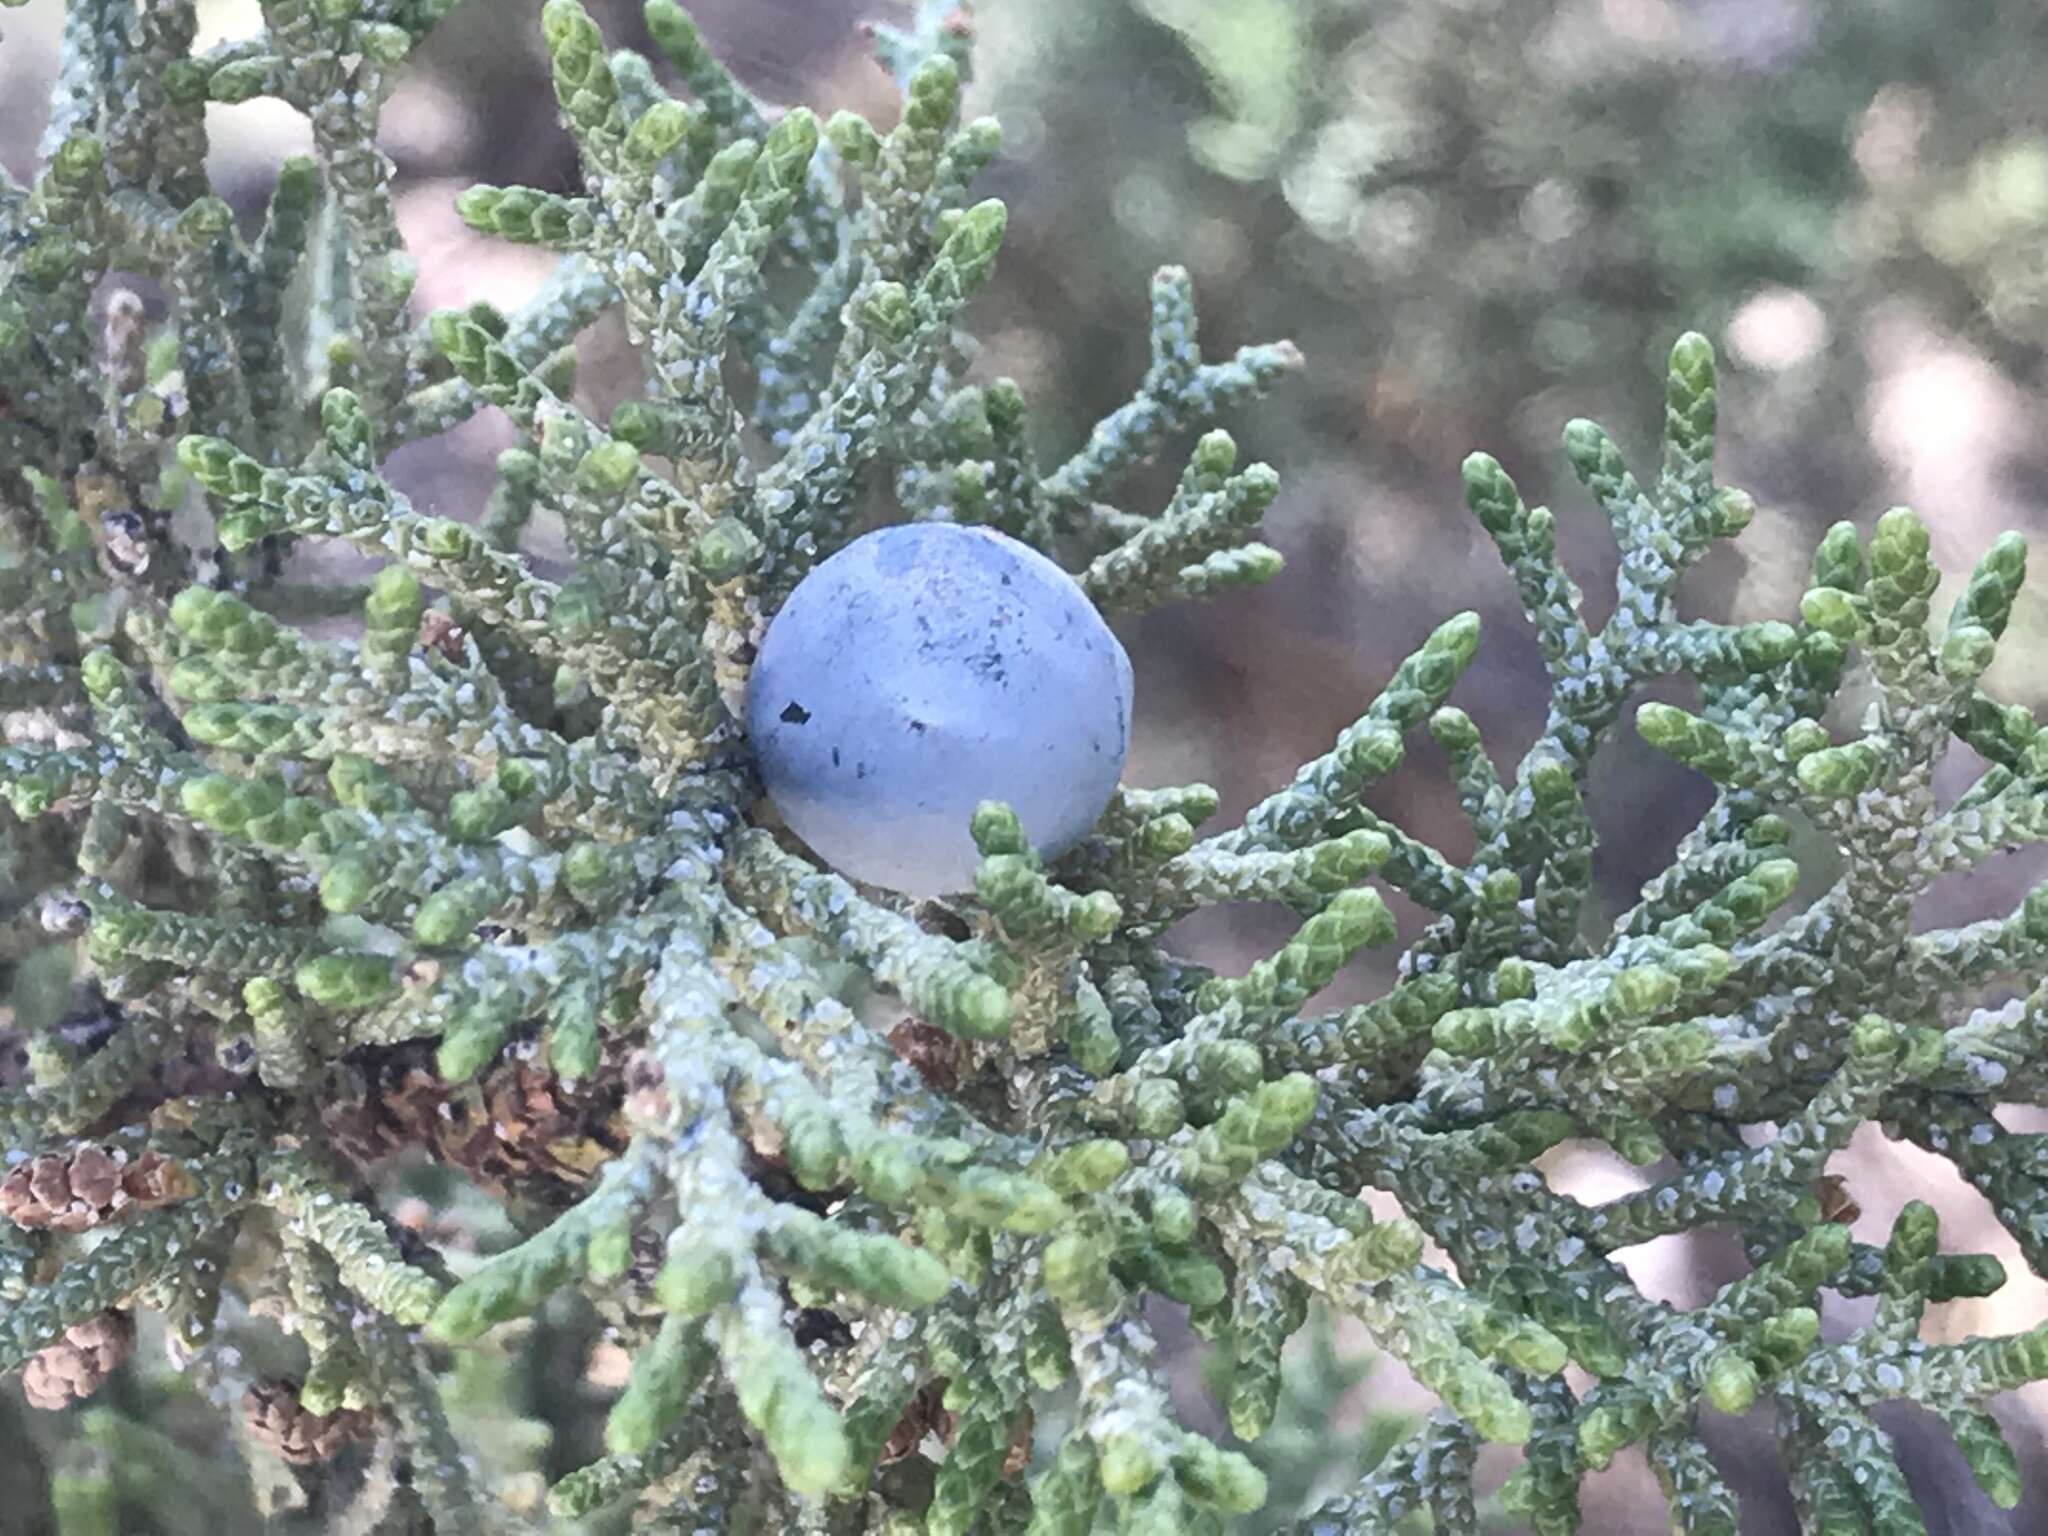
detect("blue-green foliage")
(3, 1), (2048, 1532)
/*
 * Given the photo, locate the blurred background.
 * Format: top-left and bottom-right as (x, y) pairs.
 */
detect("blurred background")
(9, 0), (2048, 1529)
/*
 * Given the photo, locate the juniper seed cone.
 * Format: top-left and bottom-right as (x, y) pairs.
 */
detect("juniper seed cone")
(1, 1144), (193, 1232)
(242, 1378), (375, 1465)
(21, 1312), (135, 1412)
(320, 1044), (625, 1200)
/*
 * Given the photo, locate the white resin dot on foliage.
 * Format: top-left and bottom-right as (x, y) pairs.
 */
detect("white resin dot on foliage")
(747, 524), (1134, 898)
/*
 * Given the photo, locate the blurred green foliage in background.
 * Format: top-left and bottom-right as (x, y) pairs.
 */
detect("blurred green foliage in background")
(966, 0), (2048, 935)
(990, 0), (2048, 472)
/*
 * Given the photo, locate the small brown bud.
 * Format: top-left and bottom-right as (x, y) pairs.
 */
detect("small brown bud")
(1002, 1405), (1034, 1478)
(1814, 1174), (1861, 1226)
(882, 1378), (955, 1464)
(102, 289), (147, 395)
(887, 1016), (962, 1094)
(622, 1048), (672, 1127)
(418, 609), (467, 662)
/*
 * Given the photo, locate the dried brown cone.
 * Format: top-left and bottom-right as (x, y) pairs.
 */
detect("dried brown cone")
(21, 1311), (135, 1411)
(321, 1054), (444, 1168)
(322, 1044), (626, 1200)
(1, 1144), (194, 1233)
(242, 1378), (375, 1466)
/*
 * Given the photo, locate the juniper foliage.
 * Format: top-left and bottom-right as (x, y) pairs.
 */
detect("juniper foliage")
(4, 1), (2048, 1533)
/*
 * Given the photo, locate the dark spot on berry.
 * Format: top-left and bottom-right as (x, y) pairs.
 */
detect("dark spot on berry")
(910, 720), (928, 734)
(832, 747), (841, 767)
(780, 701), (810, 724)
(970, 641), (1007, 682)
(857, 761), (871, 779)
